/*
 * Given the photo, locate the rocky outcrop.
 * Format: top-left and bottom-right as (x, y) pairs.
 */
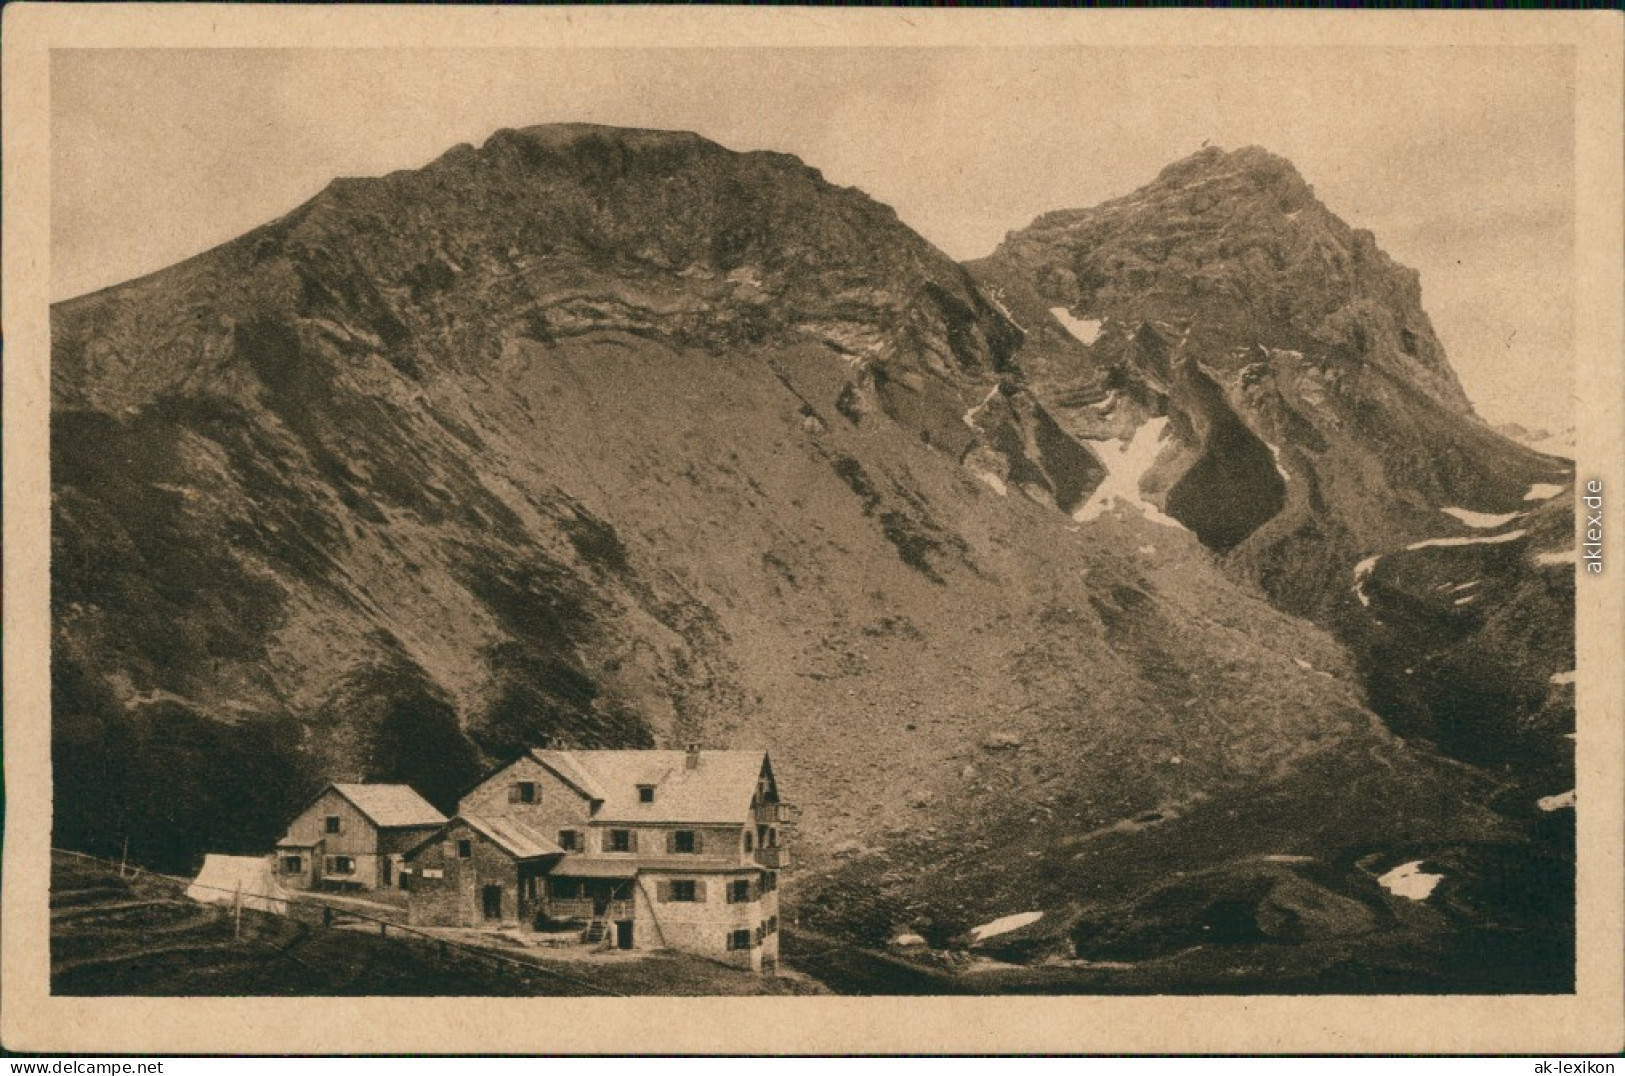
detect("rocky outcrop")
(973, 146), (1574, 781)
(53, 125), (1083, 518)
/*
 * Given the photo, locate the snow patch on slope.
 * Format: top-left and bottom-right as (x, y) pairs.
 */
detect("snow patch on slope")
(984, 291), (1025, 333)
(1441, 507), (1521, 529)
(1537, 790), (1575, 812)
(1265, 442), (1291, 482)
(975, 470), (1009, 496)
(1525, 483), (1565, 501)
(1352, 555), (1381, 608)
(1051, 308), (1104, 345)
(1535, 549), (1577, 566)
(962, 385), (1001, 429)
(969, 911), (1043, 943)
(1073, 418), (1186, 530)
(1378, 861), (1444, 901)
(1405, 529), (1527, 552)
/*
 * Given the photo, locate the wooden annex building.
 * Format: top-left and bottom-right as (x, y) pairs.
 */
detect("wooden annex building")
(275, 783), (448, 892)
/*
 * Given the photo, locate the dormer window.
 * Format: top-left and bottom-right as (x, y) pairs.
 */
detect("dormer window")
(509, 781), (537, 804)
(638, 785), (655, 804)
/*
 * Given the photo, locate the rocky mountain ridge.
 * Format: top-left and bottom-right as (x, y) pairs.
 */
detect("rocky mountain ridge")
(972, 145), (1574, 785)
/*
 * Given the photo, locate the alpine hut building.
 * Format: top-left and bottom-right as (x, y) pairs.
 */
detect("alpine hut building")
(404, 745), (788, 972)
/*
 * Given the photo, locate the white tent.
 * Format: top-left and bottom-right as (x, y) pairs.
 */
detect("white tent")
(186, 854), (291, 915)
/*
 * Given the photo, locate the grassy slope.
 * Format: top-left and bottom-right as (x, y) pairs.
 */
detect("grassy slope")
(51, 853), (814, 997)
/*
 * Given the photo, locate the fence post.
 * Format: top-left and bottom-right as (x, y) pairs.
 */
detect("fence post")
(323, 905), (333, 928)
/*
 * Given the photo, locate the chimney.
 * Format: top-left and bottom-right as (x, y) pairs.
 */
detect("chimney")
(685, 743), (701, 770)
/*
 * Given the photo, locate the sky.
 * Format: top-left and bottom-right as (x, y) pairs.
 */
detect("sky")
(52, 47), (1575, 432)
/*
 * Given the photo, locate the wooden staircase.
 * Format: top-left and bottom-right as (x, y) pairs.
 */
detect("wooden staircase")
(578, 899), (632, 949)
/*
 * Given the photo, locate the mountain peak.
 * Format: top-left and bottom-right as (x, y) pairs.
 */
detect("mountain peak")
(481, 122), (729, 163)
(464, 122), (821, 187)
(55, 118), (1030, 412)
(504, 121), (714, 146)
(1127, 143), (1317, 219)
(1005, 144), (1321, 254)
(1156, 143), (1303, 184)
(987, 143), (1471, 417)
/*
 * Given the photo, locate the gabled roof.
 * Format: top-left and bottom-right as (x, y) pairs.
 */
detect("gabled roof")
(460, 814), (563, 861)
(527, 748), (609, 803)
(531, 749), (770, 825)
(328, 783), (447, 829)
(275, 836), (323, 849)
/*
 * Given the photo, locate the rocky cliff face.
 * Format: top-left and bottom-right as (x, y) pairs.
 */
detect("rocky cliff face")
(52, 128), (1569, 991)
(972, 146), (1574, 790)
